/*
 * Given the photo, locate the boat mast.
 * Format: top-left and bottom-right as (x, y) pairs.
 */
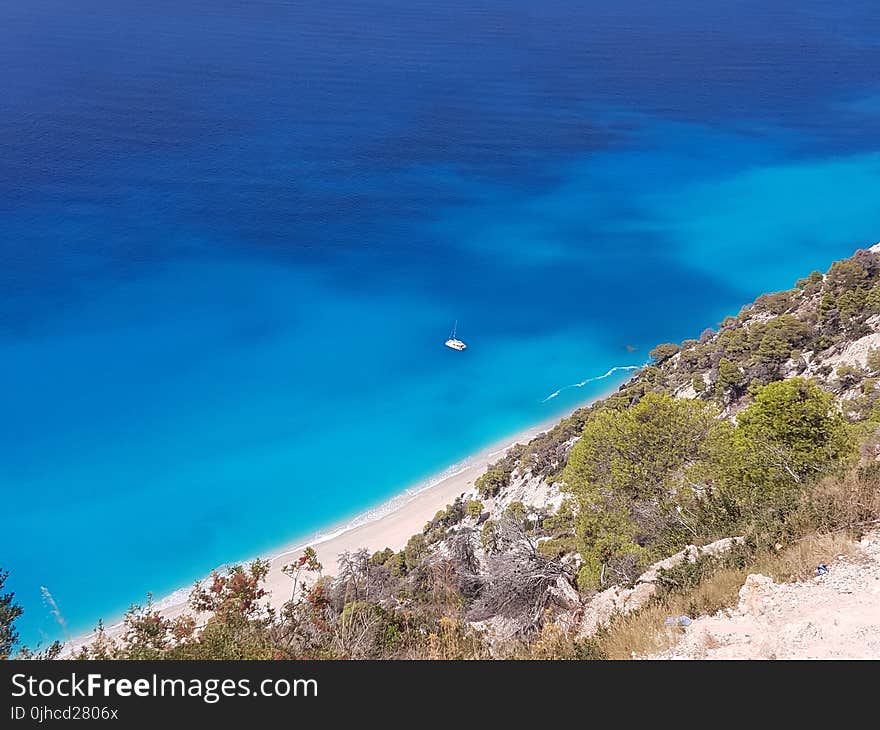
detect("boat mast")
(451, 320), (457, 339)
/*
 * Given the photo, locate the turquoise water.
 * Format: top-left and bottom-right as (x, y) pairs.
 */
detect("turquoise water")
(3, 0), (880, 646)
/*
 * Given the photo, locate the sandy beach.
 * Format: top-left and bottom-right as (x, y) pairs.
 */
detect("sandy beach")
(65, 395), (611, 653)
(193, 415), (557, 607)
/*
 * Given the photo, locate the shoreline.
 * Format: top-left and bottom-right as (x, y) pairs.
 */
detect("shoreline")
(65, 383), (624, 653)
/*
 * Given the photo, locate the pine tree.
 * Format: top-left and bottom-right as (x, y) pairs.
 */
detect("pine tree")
(0, 569), (23, 659)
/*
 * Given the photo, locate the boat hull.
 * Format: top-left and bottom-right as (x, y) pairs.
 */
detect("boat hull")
(444, 339), (467, 351)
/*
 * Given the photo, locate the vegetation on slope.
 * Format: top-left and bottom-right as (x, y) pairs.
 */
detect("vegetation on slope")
(564, 379), (853, 592)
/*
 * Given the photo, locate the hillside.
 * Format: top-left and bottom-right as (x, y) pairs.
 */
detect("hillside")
(9, 243), (880, 660)
(651, 529), (880, 660)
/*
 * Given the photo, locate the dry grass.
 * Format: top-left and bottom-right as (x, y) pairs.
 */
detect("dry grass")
(418, 616), (492, 660)
(824, 467), (880, 524)
(752, 532), (859, 582)
(593, 564), (748, 660)
(591, 605), (685, 660)
(787, 465), (880, 537)
(523, 623), (584, 659)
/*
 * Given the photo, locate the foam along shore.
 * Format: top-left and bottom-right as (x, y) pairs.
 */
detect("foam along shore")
(64, 384), (625, 654)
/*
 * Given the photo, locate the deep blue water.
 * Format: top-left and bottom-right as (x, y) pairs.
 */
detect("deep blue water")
(3, 0), (880, 646)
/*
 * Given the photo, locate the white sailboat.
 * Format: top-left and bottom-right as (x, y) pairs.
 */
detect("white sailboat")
(445, 320), (467, 351)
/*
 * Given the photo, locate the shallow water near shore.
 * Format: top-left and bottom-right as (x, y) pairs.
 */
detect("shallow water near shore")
(3, 0), (880, 645)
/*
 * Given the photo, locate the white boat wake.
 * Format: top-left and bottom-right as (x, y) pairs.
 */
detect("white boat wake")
(541, 364), (643, 403)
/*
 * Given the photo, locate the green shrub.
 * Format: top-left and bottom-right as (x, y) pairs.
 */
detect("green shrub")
(542, 499), (576, 534)
(370, 548), (394, 566)
(404, 534), (428, 572)
(649, 343), (680, 364)
(562, 393), (718, 589)
(836, 364), (864, 388)
(537, 535), (579, 559)
(466, 500), (484, 517)
(505, 501), (527, 524)
(826, 259), (868, 293)
(475, 467), (509, 498)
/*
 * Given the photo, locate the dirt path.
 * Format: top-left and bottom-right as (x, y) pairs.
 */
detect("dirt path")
(652, 531), (880, 659)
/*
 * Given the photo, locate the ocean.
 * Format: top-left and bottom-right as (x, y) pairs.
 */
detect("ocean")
(2, 0), (880, 646)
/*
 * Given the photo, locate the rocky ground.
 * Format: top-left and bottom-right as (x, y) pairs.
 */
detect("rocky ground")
(650, 530), (880, 659)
